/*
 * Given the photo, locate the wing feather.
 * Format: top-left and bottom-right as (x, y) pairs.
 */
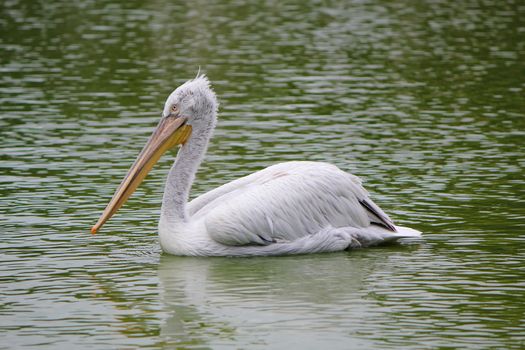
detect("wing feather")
(189, 161), (394, 247)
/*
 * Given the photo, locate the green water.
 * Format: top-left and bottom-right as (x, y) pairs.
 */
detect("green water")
(1, 0), (524, 348)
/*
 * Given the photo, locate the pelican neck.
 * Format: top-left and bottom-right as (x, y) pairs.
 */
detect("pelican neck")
(160, 129), (210, 224)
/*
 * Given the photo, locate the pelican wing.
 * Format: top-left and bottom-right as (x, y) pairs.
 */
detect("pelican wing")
(189, 161), (395, 247)
(188, 169), (267, 217)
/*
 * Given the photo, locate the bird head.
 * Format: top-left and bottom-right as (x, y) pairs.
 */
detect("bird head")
(162, 75), (218, 136)
(91, 75), (218, 234)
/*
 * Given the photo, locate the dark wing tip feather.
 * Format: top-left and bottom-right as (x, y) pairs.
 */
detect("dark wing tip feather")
(359, 199), (397, 232)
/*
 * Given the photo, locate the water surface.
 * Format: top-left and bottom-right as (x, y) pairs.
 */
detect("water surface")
(1, 0), (524, 348)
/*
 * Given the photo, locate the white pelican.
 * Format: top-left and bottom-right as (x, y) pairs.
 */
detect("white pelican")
(91, 75), (421, 256)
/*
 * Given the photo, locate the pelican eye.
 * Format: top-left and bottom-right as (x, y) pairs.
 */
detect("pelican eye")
(171, 105), (178, 112)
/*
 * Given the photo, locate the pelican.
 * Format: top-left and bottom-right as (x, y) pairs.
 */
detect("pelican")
(91, 75), (421, 256)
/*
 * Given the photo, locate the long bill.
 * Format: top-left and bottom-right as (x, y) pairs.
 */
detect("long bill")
(91, 114), (192, 234)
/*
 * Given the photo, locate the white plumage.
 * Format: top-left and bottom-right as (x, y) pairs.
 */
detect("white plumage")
(92, 75), (421, 256)
(193, 162), (385, 244)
